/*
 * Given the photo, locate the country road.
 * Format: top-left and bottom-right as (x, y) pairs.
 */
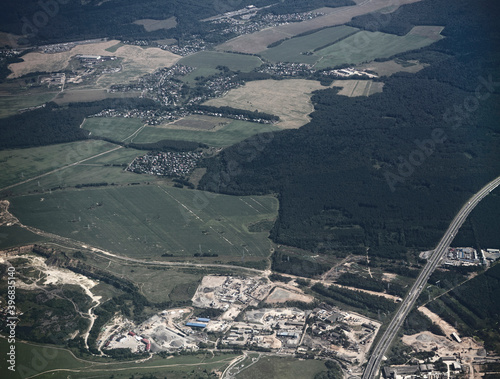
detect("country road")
(362, 175), (500, 379)
(0, 145), (123, 192)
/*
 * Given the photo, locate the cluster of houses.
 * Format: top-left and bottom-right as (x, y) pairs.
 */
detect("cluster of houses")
(127, 151), (202, 178)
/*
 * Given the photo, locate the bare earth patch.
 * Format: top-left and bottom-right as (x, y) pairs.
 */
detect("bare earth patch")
(332, 80), (384, 97)
(217, 0), (422, 54)
(8, 40), (181, 80)
(264, 286), (314, 304)
(204, 79), (327, 129)
(418, 306), (458, 337)
(408, 25), (445, 41)
(382, 272), (397, 282)
(356, 59), (427, 76)
(133, 17), (177, 32)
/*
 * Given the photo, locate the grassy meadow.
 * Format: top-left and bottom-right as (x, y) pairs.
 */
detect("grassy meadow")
(9, 185), (278, 259)
(260, 25), (358, 64)
(133, 120), (280, 147)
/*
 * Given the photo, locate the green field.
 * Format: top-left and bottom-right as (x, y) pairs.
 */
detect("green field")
(179, 51), (262, 71)
(133, 120), (280, 147)
(0, 92), (58, 118)
(9, 185), (278, 259)
(235, 356), (328, 379)
(5, 163), (157, 195)
(0, 338), (237, 379)
(315, 30), (442, 69)
(260, 26), (359, 64)
(0, 225), (47, 249)
(181, 66), (220, 83)
(82, 117), (144, 142)
(0, 140), (120, 191)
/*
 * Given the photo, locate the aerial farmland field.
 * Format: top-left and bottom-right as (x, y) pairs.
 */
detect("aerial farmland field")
(204, 79), (328, 129)
(0, 140), (119, 191)
(314, 27), (443, 69)
(332, 80), (385, 97)
(178, 51), (263, 72)
(82, 117), (144, 142)
(9, 185), (279, 260)
(0, 91), (58, 118)
(260, 26), (358, 64)
(132, 120), (280, 147)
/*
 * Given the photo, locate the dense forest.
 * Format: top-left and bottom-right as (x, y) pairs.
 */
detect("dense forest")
(0, 98), (158, 149)
(428, 263), (500, 354)
(0, 0), (353, 46)
(199, 0), (500, 257)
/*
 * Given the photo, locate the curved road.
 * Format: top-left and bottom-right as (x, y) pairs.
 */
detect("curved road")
(362, 175), (500, 379)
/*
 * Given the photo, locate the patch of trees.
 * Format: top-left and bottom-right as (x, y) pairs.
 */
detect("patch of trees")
(312, 283), (397, 313)
(402, 309), (444, 336)
(127, 139), (206, 152)
(193, 252), (218, 257)
(336, 272), (407, 297)
(0, 55), (23, 82)
(75, 182), (108, 188)
(199, 0), (500, 258)
(271, 251), (330, 278)
(0, 98), (157, 150)
(269, 273), (292, 283)
(191, 105), (279, 122)
(0, 0), (274, 45)
(428, 263), (500, 354)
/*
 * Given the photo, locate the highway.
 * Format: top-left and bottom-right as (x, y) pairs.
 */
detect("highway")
(362, 175), (500, 379)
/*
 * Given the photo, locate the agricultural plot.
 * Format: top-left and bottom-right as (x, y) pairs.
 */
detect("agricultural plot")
(204, 79), (327, 129)
(0, 338), (237, 379)
(133, 16), (177, 32)
(179, 51), (262, 73)
(260, 26), (358, 64)
(216, 0), (422, 54)
(5, 163), (151, 196)
(133, 120), (280, 147)
(9, 185), (279, 259)
(166, 114), (233, 130)
(314, 27), (443, 69)
(82, 117), (144, 142)
(53, 89), (139, 105)
(332, 80), (384, 97)
(355, 58), (427, 76)
(235, 356), (328, 379)
(0, 91), (58, 118)
(0, 225), (47, 250)
(0, 140), (119, 190)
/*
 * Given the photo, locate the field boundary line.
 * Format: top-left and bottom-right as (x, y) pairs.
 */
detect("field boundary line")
(0, 145), (123, 192)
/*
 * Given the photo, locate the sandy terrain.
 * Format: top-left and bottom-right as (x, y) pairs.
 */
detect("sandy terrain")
(204, 79), (327, 129)
(264, 286), (314, 304)
(418, 306), (458, 337)
(332, 80), (384, 97)
(382, 273), (397, 282)
(8, 40), (180, 79)
(133, 17), (177, 32)
(403, 331), (484, 378)
(217, 0), (422, 54)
